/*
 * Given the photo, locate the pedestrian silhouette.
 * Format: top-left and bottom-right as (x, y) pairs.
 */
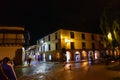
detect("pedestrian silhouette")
(0, 57), (17, 80)
(27, 55), (32, 66)
(64, 63), (72, 71)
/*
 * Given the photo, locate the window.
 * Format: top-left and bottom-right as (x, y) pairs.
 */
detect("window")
(92, 43), (95, 49)
(41, 47), (42, 51)
(43, 46), (45, 52)
(43, 38), (45, 42)
(55, 32), (58, 39)
(48, 44), (51, 50)
(82, 42), (86, 49)
(37, 40), (40, 44)
(82, 33), (85, 40)
(91, 34), (94, 40)
(70, 42), (75, 49)
(100, 36), (103, 41)
(55, 43), (58, 50)
(70, 32), (74, 38)
(48, 35), (50, 41)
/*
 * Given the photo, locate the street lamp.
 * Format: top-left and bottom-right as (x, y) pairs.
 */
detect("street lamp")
(65, 38), (70, 49)
(107, 32), (113, 49)
(65, 38), (69, 43)
(107, 32), (112, 41)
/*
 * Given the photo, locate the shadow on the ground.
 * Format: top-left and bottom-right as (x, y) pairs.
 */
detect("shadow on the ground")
(106, 64), (120, 71)
(106, 63), (120, 80)
(112, 77), (120, 80)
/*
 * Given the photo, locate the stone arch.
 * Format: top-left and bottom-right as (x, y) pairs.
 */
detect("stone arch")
(94, 50), (101, 60)
(81, 50), (88, 61)
(74, 51), (81, 62)
(88, 50), (94, 60)
(66, 51), (72, 62)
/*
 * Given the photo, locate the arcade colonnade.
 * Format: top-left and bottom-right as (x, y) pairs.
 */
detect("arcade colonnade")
(34, 49), (104, 62)
(25, 48), (120, 63)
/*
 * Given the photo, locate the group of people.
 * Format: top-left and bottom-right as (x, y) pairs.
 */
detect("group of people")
(0, 57), (17, 80)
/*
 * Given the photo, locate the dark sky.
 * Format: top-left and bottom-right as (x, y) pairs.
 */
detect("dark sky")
(0, 0), (119, 45)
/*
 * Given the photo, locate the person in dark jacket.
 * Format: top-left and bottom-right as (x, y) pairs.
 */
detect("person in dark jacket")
(0, 57), (17, 80)
(0, 60), (7, 80)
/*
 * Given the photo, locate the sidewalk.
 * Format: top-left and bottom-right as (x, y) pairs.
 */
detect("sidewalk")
(15, 60), (60, 68)
(15, 60), (39, 68)
(15, 60), (120, 70)
(16, 61), (120, 80)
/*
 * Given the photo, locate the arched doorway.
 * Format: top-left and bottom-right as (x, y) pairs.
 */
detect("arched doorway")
(66, 51), (71, 62)
(43, 53), (46, 62)
(94, 50), (100, 60)
(88, 50), (94, 60)
(75, 51), (80, 62)
(81, 50), (88, 61)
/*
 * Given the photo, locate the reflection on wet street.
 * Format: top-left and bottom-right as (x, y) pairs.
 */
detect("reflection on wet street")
(15, 61), (120, 80)
(15, 62), (55, 78)
(15, 61), (95, 80)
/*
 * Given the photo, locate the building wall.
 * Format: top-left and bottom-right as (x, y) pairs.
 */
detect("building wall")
(0, 26), (28, 65)
(37, 29), (106, 62)
(0, 46), (23, 60)
(59, 29), (105, 50)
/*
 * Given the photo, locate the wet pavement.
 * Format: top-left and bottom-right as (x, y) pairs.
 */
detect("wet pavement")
(14, 61), (120, 80)
(15, 61), (55, 77)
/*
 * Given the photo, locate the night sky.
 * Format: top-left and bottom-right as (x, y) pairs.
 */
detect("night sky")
(0, 0), (119, 45)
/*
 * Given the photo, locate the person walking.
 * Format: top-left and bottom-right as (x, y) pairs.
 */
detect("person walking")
(64, 62), (72, 71)
(27, 55), (32, 66)
(0, 57), (17, 80)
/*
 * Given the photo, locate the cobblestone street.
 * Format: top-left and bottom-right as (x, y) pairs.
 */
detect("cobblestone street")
(15, 61), (120, 80)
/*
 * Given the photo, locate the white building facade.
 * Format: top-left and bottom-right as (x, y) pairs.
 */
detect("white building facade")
(36, 29), (106, 62)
